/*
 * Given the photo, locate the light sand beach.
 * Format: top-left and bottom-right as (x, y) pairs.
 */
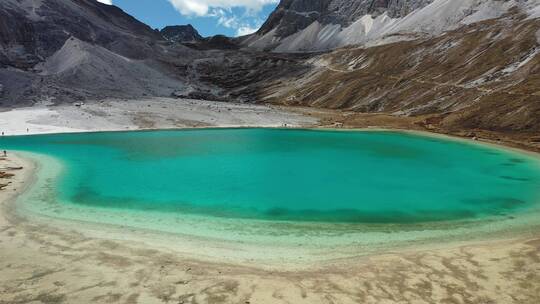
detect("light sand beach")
(0, 98), (318, 136)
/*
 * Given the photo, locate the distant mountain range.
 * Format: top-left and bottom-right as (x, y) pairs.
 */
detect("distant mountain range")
(244, 0), (539, 52)
(1, 0), (539, 134)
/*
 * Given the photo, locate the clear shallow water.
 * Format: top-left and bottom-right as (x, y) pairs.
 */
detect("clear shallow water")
(2, 129), (540, 225)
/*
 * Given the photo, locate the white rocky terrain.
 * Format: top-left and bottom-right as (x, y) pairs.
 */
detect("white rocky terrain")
(0, 98), (317, 135)
(37, 38), (187, 98)
(245, 0), (540, 52)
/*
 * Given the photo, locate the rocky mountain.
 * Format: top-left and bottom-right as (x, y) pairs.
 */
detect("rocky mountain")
(0, 0), (163, 68)
(256, 0), (433, 38)
(249, 5), (540, 134)
(244, 0), (540, 52)
(0, 0), (203, 105)
(161, 25), (203, 43)
(197, 0), (540, 135)
(0, 0), (308, 106)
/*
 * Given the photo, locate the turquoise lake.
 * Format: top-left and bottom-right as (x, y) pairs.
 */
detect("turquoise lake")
(2, 129), (540, 226)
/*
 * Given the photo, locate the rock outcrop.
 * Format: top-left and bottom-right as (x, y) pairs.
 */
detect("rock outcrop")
(161, 25), (203, 43)
(244, 0), (537, 52)
(256, 0), (433, 39)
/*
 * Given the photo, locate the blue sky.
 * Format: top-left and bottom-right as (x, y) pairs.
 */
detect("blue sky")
(97, 0), (278, 37)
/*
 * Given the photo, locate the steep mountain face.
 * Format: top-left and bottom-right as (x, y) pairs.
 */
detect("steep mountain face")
(161, 25), (203, 43)
(244, 0), (538, 52)
(256, 0), (432, 38)
(0, 0), (303, 106)
(0, 0), (162, 69)
(250, 9), (540, 133)
(0, 0), (202, 105)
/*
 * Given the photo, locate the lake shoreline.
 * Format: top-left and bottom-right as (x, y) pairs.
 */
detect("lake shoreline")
(1, 98), (539, 155)
(2, 104), (540, 302)
(6, 129), (540, 265)
(2, 150), (540, 302)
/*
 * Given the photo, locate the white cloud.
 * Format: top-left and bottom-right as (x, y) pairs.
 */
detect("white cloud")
(236, 25), (259, 36)
(166, 0), (275, 37)
(97, 0), (113, 5)
(208, 8), (264, 36)
(168, 0), (278, 16)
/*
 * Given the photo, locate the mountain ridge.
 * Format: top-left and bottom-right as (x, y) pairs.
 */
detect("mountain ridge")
(245, 0), (539, 52)
(161, 24), (203, 43)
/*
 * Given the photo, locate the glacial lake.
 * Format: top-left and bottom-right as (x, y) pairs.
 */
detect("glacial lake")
(3, 129), (540, 258)
(3, 128), (540, 222)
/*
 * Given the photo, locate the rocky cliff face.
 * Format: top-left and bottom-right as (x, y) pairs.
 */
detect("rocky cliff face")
(245, 0), (536, 52)
(161, 25), (203, 43)
(0, 0), (163, 69)
(257, 0), (433, 39)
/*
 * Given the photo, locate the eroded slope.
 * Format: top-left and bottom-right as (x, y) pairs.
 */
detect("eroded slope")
(254, 11), (540, 134)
